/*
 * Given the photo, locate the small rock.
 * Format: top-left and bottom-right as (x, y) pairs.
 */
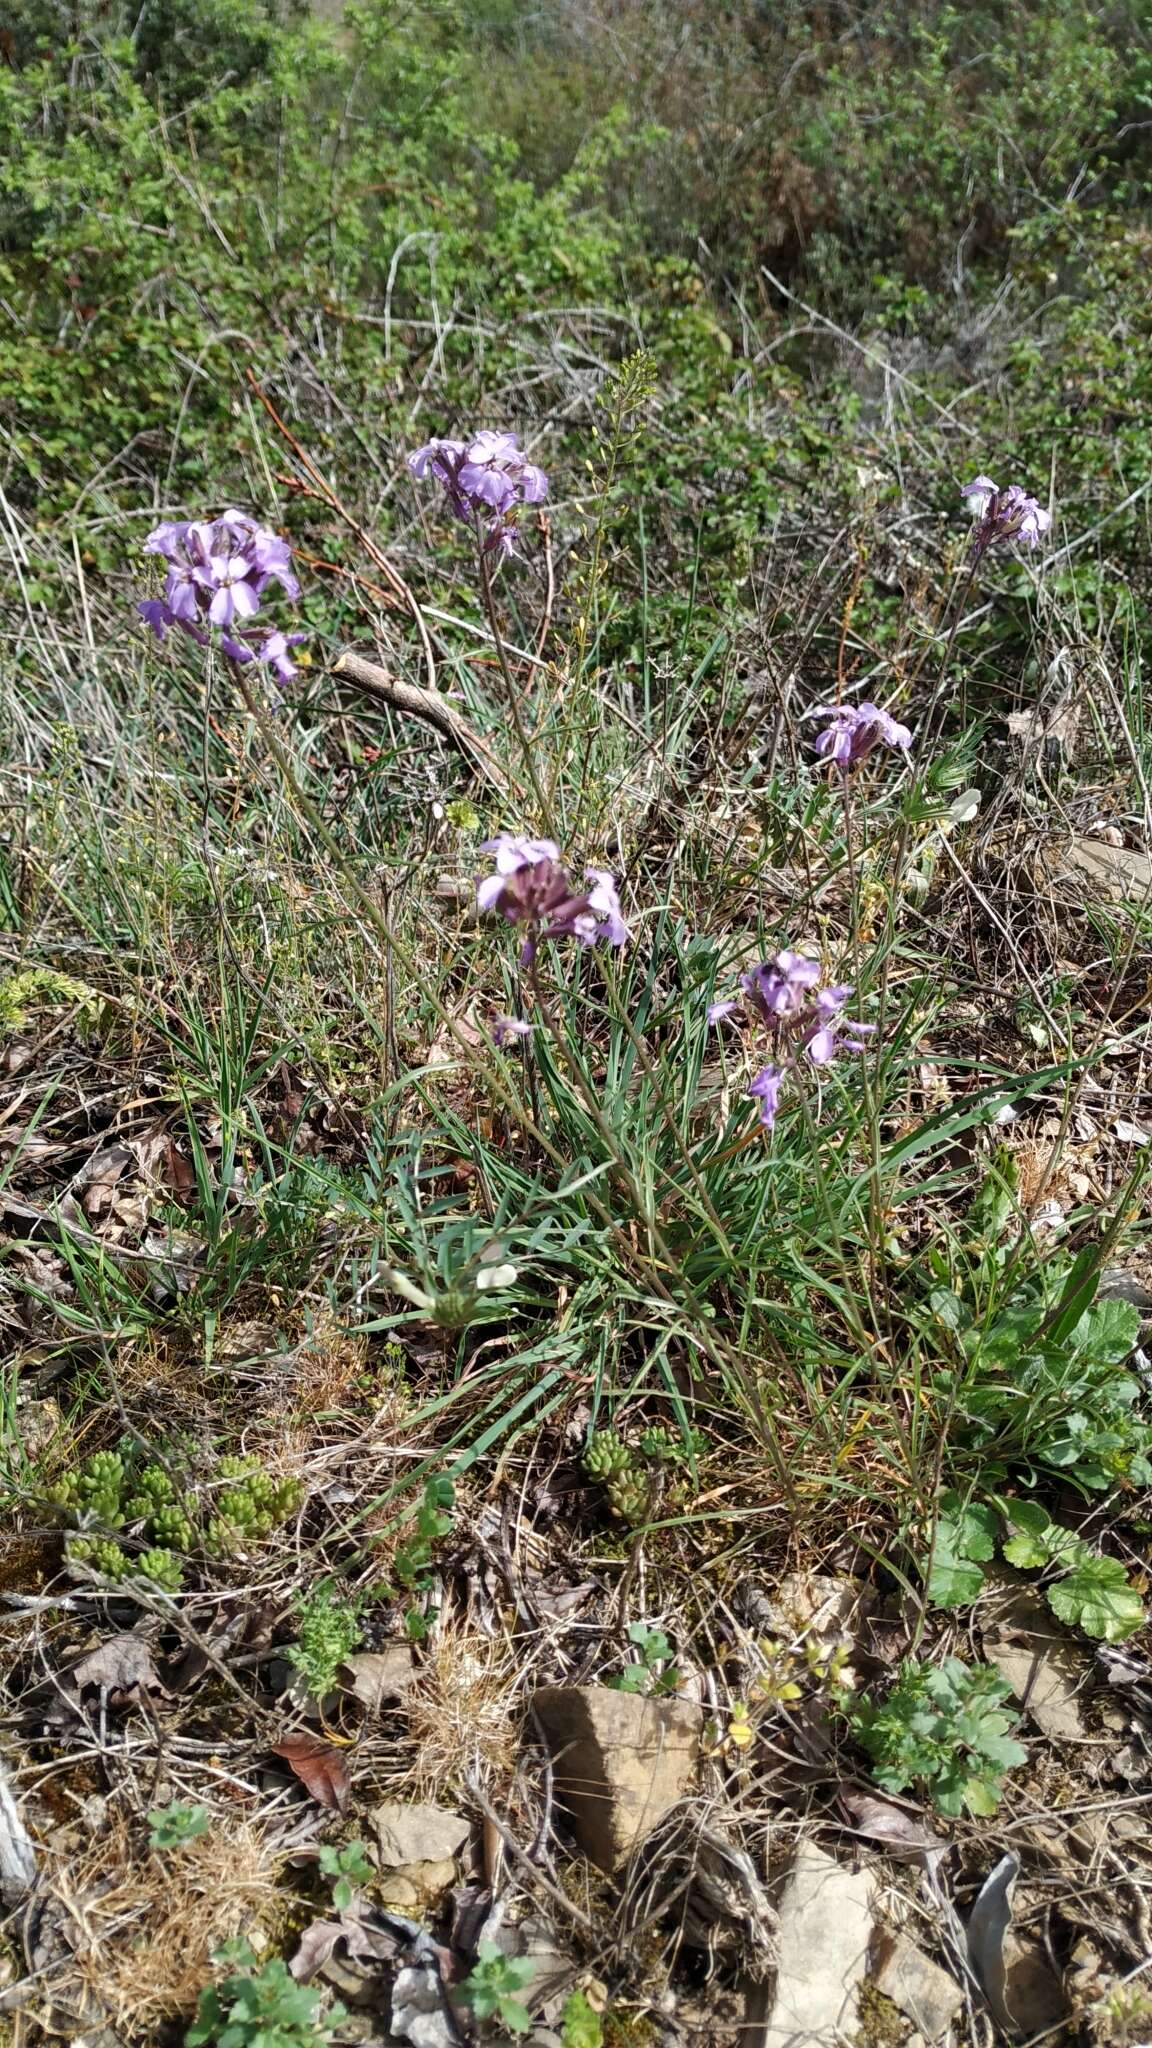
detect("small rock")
(532, 1685), (702, 1872)
(998, 1933), (1067, 2036)
(1057, 837), (1152, 904)
(372, 1803), (470, 1867)
(15, 1397), (62, 1458)
(765, 1841), (873, 2045)
(981, 1582), (1088, 1743)
(391, 1962), (455, 2048)
(761, 1572), (867, 1646)
(872, 1930), (964, 2041)
(370, 1803), (470, 1911)
(760, 1573), (871, 1688)
(375, 1858), (457, 1912)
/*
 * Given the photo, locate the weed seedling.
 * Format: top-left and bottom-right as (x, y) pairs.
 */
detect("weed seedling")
(612, 1622), (681, 1696)
(928, 1490), (1145, 1642)
(852, 1656), (1027, 1816)
(187, 1943), (344, 2048)
(317, 1839), (374, 1911)
(458, 1940), (535, 2035)
(148, 1800), (210, 1850)
(286, 1583), (364, 1700)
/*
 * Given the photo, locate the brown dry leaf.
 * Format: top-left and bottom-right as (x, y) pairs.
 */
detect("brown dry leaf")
(70, 1633), (170, 1705)
(272, 1733), (352, 1813)
(839, 1787), (946, 1867)
(76, 1143), (135, 1223)
(340, 1647), (417, 1712)
(133, 1124), (195, 1196)
(290, 1905), (404, 1982)
(289, 1917), (346, 1983)
(1007, 700), (1081, 759)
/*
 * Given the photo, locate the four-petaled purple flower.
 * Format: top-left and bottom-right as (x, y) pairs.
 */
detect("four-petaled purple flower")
(408, 430), (548, 557)
(477, 833), (629, 966)
(137, 510), (305, 681)
(748, 1065), (785, 1130)
(710, 948), (873, 1132)
(961, 475), (1052, 561)
(811, 701), (913, 770)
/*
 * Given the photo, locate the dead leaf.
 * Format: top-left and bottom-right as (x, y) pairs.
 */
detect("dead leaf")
(532, 1580), (596, 1621)
(272, 1733), (351, 1813)
(69, 1633), (170, 1705)
(75, 1144), (134, 1222)
(289, 1917), (346, 1982)
(133, 1124), (195, 1195)
(838, 1787), (946, 1867)
(968, 1850), (1068, 2036)
(967, 1850), (1018, 2022)
(340, 1646), (417, 1712)
(1007, 699), (1081, 759)
(1057, 837), (1152, 903)
(290, 1904), (404, 1982)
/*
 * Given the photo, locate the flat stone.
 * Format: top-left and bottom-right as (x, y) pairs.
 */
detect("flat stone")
(375, 1858), (457, 1911)
(981, 1582), (1088, 1742)
(765, 1841), (873, 2045)
(999, 1933), (1067, 2035)
(371, 1802), (470, 1867)
(1057, 837), (1152, 904)
(872, 1930), (964, 2040)
(532, 1685), (702, 1872)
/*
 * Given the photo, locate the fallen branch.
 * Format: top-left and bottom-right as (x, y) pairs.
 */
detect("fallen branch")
(331, 648), (513, 798)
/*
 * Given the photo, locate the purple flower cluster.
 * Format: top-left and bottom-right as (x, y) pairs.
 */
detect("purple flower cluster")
(811, 700), (912, 770)
(961, 476), (1052, 561)
(408, 431), (548, 557)
(477, 834), (628, 966)
(138, 512), (305, 682)
(708, 949), (872, 1129)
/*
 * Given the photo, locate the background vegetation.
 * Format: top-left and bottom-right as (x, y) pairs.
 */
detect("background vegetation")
(2, 1), (1152, 2041)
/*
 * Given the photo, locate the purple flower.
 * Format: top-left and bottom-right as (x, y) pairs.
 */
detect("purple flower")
(748, 1065), (785, 1129)
(408, 428), (548, 556)
(709, 951), (822, 1031)
(476, 835), (627, 964)
(490, 1014), (532, 1047)
(745, 950), (823, 1021)
(708, 948), (873, 1115)
(583, 869), (630, 948)
(802, 985), (874, 1066)
(962, 476), (1052, 561)
(138, 597), (174, 641)
(476, 835), (562, 912)
(206, 555), (262, 628)
(136, 510), (304, 677)
(256, 630), (306, 685)
(811, 701), (913, 770)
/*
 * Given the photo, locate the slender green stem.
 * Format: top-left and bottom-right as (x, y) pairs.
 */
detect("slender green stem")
(478, 540), (555, 835)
